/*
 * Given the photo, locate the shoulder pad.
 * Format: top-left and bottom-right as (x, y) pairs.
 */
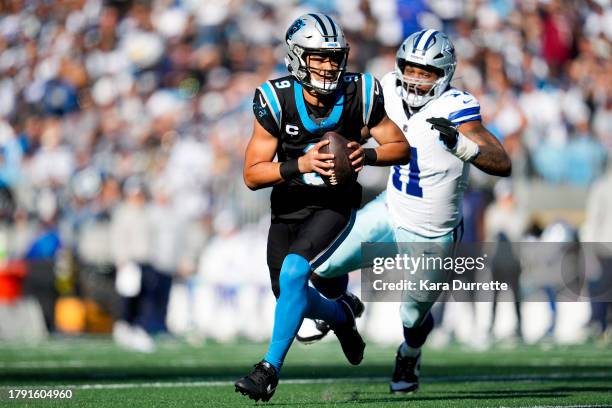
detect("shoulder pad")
(440, 89), (481, 125)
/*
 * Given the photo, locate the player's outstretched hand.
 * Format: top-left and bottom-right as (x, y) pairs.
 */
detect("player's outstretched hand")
(298, 139), (335, 176)
(347, 141), (364, 173)
(427, 117), (458, 151)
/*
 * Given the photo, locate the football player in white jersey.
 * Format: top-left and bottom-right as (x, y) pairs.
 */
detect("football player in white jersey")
(313, 29), (511, 393)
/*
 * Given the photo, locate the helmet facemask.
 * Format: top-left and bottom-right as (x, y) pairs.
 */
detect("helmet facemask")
(289, 44), (349, 95)
(395, 59), (446, 108)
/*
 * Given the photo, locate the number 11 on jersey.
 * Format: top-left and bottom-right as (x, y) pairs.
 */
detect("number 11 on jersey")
(392, 147), (422, 198)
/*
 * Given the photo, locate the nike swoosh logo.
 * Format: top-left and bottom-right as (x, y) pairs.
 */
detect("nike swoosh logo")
(462, 100), (471, 104)
(259, 95), (267, 108)
(266, 384), (276, 394)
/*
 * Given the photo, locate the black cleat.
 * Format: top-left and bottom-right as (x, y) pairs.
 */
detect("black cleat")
(340, 292), (365, 319)
(330, 292), (366, 365)
(297, 292), (364, 345)
(234, 360), (279, 402)
(389, 345), (420, 394)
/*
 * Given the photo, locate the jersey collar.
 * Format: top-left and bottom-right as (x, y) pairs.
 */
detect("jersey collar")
(294, 81), (345, 133)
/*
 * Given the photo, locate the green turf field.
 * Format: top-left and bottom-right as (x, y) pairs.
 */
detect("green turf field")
(0, 337), (610, 407)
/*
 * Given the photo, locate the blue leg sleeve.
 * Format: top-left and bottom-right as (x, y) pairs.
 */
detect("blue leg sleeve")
(263, 254), (311, 372)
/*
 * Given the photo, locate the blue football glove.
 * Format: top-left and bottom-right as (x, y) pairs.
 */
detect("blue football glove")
(426, 117), (458, 150)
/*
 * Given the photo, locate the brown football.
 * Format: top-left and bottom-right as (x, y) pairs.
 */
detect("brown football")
(319, 131), (358, 187)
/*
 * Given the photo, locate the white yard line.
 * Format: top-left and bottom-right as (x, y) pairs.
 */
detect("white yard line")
(0, 371), (610, 390)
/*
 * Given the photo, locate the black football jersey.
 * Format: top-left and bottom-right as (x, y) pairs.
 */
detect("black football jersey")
(253, 73), (385, 220)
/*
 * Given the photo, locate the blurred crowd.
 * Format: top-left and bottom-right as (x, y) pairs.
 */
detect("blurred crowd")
(0, 0), (610, 345)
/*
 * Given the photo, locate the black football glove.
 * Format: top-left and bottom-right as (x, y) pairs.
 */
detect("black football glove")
(426, 117), (458, 150)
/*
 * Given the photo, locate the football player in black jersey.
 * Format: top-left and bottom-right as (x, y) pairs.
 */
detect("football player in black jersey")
(234, 13), (410, 402)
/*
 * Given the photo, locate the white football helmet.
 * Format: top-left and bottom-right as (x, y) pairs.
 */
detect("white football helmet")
(395, 29), (457, 107)
(285, 13), (349, 94)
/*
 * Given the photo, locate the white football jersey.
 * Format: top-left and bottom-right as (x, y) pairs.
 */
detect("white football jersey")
(381, 72), (481, 238)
